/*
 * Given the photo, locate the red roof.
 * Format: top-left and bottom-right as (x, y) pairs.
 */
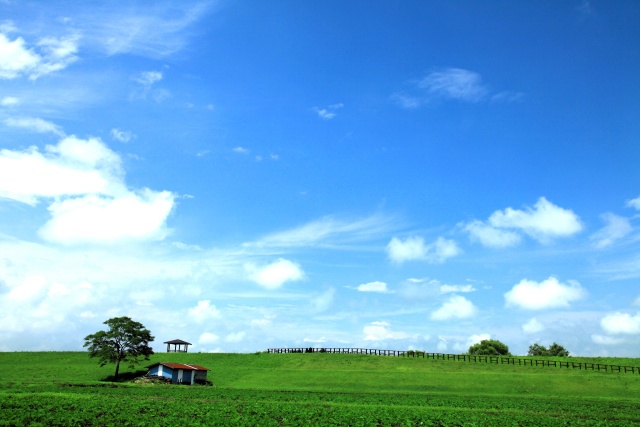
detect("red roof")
(149, 362), (209, 371)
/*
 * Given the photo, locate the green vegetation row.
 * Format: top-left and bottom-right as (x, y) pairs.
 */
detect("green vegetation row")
(267, 347), (640, 375)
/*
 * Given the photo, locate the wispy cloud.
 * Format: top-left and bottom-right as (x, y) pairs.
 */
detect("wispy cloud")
(313, 103), (344, 120)
(81, 2), (213, 58)
(5, 116), (65, 136)
(418, 68), (488, 102)
(111, 128), (135, 143)
(394, 67), (521, 108)
(248, 214), (400, 249)
(590, 213), (632, 248)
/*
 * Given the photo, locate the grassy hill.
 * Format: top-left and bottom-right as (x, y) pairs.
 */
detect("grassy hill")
(1, 352), (639, 426)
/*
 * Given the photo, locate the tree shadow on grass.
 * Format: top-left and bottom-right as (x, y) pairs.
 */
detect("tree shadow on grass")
(101, 369), (148, 383)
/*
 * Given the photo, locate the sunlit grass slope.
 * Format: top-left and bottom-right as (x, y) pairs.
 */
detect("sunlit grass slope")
(2, 351), (639, 399)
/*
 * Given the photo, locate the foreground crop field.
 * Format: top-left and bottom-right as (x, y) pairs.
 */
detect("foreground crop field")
(1, 352), (639, 426)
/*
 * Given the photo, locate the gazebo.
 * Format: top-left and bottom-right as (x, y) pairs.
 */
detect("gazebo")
(164, 339), (192, 353)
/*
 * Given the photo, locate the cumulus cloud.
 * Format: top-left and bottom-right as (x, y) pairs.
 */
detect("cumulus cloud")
(0, 135), (125, 205)
(39, 190), (174, 245)
(356, 281), (390, 293)
(0, 32), (79, 80)
(600, 312), (640, 335)
(522, 318), (545, 334)
(464, 220), (522, 248)
(247, 258), (304, 289)
(465, 198), (582, 247)
(0, 133), (176, 244)
(386, 236), (461, 264)
(430, 295), (478, 321)
(418, 68), (488, 102)
(504, 277), (586, 310)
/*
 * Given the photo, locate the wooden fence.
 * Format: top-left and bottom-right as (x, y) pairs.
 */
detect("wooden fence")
(266, 347), (640, 375)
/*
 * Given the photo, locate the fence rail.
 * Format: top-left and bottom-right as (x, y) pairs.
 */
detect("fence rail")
(266, 347), (640, 375)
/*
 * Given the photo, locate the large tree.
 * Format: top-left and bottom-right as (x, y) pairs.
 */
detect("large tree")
(83, 316), (154, 381)
(468, 339), (510, 356)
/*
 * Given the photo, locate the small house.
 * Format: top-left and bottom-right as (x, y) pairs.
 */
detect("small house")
(146, 362), (209, 385)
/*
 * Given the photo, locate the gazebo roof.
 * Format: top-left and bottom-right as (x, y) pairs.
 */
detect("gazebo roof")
(163, 339), (192, 345)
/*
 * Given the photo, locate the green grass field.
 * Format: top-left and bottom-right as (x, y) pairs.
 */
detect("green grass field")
(1, 352), (639, 426)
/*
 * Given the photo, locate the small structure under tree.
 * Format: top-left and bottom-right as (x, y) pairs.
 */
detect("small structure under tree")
(164, 339), (192, 353)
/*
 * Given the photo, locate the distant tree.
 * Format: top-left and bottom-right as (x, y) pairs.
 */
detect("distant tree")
(527, 342), (570, 357)
(547, 342), (570, 357)
(527, 343), (549, 357)
(468, 339), (510, 356)
(83, 316), (154, 381)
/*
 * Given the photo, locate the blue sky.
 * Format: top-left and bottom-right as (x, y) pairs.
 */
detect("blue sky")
(1, 1), (639, 356)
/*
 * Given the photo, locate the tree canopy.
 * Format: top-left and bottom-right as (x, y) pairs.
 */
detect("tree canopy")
(527, 342), (570, 357)
(83, 316), (154, 381)
(468, 339), (510, 356)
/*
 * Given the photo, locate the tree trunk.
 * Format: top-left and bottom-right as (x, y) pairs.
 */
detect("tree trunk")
(114, 358), (120, 381)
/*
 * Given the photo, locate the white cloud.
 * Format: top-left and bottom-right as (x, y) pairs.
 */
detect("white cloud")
(464, 220), (522, 248)
(430, 295), (478, 321)
(198, 332), (219, 344)
(86, 2), (211, 57)
(134, 70), (163, 87)
(504, 277), (586, 310)
(247, 258), (304, 289)
(0, 32), (78, 80)
(232, 146), (250, 154)
(488, 197), (582, 243)
(590, 213), (632, 248)
(39, 190), (175, 245)
(386, 236), (461, 264)
(418, 68), (488, 102)
(626, 196), (640, 210)
(363, 321), (413, 341)
(1, 96), (19, 106)
(635, 296), (640, 306)
(250, 214), (398, 249)
(188, 300), (222, 324)
(303, 337), (326, 343)
(440, 284), (476, 294)
(311, 288), (335, 312)
(356, 281), (390, 293)
(522, 318), (545, 334)
(110, 128), (135, 143)
(313, 103), (343, 119)
(466, 198), (582, 247)
(0, 136), (125, 205)
(5, 117), (65, 136)
(600, 312), (640, 335)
